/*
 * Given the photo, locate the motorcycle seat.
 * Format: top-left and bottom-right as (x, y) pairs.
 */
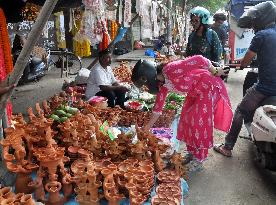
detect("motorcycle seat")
(31, 57), (43, 65)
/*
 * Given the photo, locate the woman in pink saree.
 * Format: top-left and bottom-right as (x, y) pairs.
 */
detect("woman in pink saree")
(131, 55), (233, 163)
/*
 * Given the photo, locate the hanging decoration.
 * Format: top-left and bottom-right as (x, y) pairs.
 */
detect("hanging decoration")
(0, 8), (13, 125)
(140, 0), (153, 39)
(110, 21), (118, 41)
(54, 12), (66, 49)
(0, 8), (13, 75)
(118, 0), (123, 24)
(99, 20), (110, 51)
(71, 8), (91, 57)
(79, 0), (108, 46)
(152, 1), (159, 38)
(123, 0), (132, 27)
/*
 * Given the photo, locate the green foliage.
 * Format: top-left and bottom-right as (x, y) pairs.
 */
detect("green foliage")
(173, 0), (228, 13)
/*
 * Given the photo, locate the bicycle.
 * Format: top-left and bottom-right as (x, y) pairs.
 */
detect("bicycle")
(47, 49), (82, 77)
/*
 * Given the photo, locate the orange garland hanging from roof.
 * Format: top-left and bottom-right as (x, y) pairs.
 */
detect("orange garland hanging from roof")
(0, 8), (13, 125)
(0, 8), (14, 75)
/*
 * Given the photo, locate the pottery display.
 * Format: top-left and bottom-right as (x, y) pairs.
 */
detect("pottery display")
(0, 89), (186, 205)
(0, 187), (35, 205)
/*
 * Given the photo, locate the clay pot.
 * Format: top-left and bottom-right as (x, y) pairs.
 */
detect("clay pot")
(20, 194), (35, 205)
(28, 178), (46, 202)
(1, 198), (15, 205)
(62, 175), (73, 199)
(0, 187), (14, 199)
(45, 181), (62, 205)
(101, 168), (113, 177)
(3, 154), (15, 162)
(138, 160), (154, 168)
(15, 172), (35, 194)
(14, 193), (24, 203)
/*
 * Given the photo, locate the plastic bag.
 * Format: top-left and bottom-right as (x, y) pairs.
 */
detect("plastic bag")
(75, 67), (90, 84)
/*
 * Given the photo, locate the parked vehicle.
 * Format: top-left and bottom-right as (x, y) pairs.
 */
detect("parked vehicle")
(236, 0), (276, 171)
(12, 34), (47, 85)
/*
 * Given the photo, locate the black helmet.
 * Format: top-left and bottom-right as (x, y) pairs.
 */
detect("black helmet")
(213, 13), (227, 22)
(131, 60), (159, 94)
(238, 1), (276, 31)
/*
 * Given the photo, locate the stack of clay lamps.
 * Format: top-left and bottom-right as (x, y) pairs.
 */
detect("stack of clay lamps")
(0, 187), (36, 205)
(101, 164), (125, 205)
(71, 160), (102, 205)
(153, 170), (182, 205)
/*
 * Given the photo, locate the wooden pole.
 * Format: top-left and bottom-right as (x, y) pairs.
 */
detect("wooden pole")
(0, 0), (60, 117)
(87, 14), (139, 70)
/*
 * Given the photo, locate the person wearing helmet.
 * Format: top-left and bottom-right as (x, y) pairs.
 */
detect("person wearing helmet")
(185, 7), (222, 62)
(214, 1), (276, 157)
(211, 13), (228, 52)
(131, 55), (232, 167)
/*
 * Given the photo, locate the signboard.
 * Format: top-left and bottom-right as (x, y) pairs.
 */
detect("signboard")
(230, 29), (255, 61)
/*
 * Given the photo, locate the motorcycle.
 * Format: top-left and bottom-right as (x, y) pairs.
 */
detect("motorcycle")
(12, 34), (47, 85)
(243, 71), (276, 171)
(18, 56), (46, 85)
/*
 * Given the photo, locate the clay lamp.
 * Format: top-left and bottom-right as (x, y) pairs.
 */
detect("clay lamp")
(20, 194), (35, 205)
(0, 187), (14, 199)
(1, 198), (15, 205)
(14, 193), (24, 203)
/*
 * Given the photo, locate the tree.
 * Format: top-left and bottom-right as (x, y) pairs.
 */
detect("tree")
(174, 0), (228, 13)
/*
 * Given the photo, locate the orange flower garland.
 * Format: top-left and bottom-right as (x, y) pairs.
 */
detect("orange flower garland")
(110, 21), (118, 40)
(0, 8), (13, 75)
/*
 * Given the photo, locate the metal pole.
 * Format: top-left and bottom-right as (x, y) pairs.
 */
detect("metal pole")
(0, 0), (60, 117)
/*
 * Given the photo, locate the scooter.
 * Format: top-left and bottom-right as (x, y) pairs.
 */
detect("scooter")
(14, 53), (47, 86)
(243, 72), (276, 171)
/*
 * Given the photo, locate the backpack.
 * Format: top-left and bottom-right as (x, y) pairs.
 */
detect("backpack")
(188, 28), (222, 61)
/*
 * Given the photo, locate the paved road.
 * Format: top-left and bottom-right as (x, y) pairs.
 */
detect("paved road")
(187, 69), (276, 205)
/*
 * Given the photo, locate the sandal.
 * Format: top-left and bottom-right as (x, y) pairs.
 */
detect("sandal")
(213, 144), (232, 157)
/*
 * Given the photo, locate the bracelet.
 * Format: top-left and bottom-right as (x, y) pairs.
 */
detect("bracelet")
(214, 67), (218, 76)
(211, 67), (218, 76)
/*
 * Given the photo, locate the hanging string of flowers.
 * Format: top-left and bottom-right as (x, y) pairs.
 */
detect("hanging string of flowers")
(0, 8), (13, 125)
(99, 20), (110, 51)
(110, 21), (118, 41)
(0, 8), (13, 75)
(0, 34), (7, 81)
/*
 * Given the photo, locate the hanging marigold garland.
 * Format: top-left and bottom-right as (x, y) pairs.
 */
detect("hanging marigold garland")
(0, 8), (13, 125)
(110, 21), (118, 41)
(0, 8), (14, 75)
(99, 20), (110, 51)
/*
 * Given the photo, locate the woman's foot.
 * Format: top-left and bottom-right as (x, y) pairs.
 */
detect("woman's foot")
(213, 144), (232, 157)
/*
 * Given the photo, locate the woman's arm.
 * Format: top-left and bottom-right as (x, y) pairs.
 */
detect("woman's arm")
(144, 86), (169, 131)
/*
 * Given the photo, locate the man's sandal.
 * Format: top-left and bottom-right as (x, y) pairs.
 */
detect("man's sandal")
(213, 144), (232, 157)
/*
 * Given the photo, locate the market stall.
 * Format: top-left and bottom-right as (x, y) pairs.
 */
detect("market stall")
(0, 85), (188, 204)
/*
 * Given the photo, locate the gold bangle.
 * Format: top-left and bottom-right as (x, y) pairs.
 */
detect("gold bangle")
(213, 67), (218, 76)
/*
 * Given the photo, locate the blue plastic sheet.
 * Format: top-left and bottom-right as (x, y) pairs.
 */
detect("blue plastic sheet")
(145, 49), (157, 58)
(113, 27), (128, 44)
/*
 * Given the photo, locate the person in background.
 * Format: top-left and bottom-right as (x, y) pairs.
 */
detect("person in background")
(214, 1), (276, 157)
(85, 49), (129, 108)
(131, 55), (232, 171)
(186, 7), (222, 62)
(211, 13), (227, 55)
